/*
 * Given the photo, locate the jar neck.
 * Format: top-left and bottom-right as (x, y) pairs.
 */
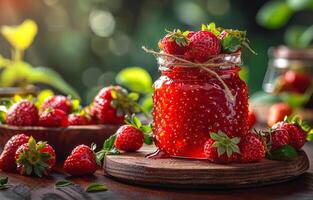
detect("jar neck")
(160, 65), (241, 80)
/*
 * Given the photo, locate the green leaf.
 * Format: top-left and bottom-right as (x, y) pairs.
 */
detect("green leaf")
(287, 0), (313, 10)
(55, 180), (73, 188)
(26, 66), (80, 99)
(116, 67), (152, 93)
(103, 134), (117, 152)
(230, 137), (240, 144)
(132, 115), (142, 128)
(217, 146), (226, 156)
(0, 62), (80, 99)
(306, 129), (313, 141)
(210, 133), (221, 141)
(221, 36), (241, 53)
(128, 93), (139, 101)
(71, 99), (81, 112)
(256, 1), (293, 29)
(86, 183), (108, 193)
(143, 133), (153, 145)
(28, 136), (36, 153)
(266, 145), (298, 161)
(141, 124), (152, 133)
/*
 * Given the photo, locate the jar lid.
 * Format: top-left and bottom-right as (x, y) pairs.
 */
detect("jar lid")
(268, 46), (313, 60)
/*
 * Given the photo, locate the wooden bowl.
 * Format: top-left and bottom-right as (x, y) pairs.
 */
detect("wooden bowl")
(0, 124), (119, 160)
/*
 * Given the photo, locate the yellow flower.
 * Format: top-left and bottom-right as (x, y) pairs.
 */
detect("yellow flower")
(1, 19), (38, 50)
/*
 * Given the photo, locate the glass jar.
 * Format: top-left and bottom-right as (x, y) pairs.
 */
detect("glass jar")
(263, 46), (313, 95)
(152, 56), (249, 159)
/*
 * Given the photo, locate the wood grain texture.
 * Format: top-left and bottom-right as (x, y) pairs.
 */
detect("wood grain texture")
(0, 124), (118, 160)
(104, 147), (310, 189)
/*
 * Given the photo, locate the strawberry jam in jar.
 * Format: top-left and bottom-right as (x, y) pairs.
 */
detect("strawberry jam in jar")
(152, 54), (249, 159)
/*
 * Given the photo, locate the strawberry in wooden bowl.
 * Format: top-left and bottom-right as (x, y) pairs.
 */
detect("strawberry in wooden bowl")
(0, 85), (143, 160)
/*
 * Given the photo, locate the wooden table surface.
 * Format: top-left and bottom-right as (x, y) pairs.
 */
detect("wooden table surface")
(1, 143), (313, 200)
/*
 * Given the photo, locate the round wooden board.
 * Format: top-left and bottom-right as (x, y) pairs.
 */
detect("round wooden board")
(104, 146), (310, 189)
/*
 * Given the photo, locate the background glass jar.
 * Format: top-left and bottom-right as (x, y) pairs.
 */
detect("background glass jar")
(152, 56), (249, 159)
(263, 46), (313, 108)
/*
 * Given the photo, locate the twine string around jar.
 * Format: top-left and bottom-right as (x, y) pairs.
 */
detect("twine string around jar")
(142, 46), (242, 101)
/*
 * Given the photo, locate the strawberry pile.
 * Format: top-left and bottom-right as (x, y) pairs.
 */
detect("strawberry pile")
(0, 133), (101, 177)
(0, 134), (56, 177)
(0, 86), (142, 127)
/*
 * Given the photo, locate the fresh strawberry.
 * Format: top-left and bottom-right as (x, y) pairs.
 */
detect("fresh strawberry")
(63, 144), (98, 176)
(158, 29), (189, 55)
(268, 129), (290, 151)
(239, 133), (265, 163)
(15, 137), (56, 177)
(267, 103), (293, 127)
(38, 108), (68, 127)
(115, 125), (144, 152)
(100, 115), (152, 156)
(284, 71), (311, 94)
(0, 134), (29, 172)
(272, 121), (306, 150)
(6, 100), (38, 126)
(204, 131), (240, 163)
(90, 86), (141, 125)
(68, 112), (92, 125)
(184, 30), (221, 62)
(40, 95), (72, 114)
(247, 108), (256, 129)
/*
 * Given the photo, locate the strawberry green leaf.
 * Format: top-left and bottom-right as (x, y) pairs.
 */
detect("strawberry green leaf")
(217, 146), (226, 156)
(266, 145), (298, 161)
(143, 133), (153, 145)
(85, 183), (108, 193)
(55, 180), (73, 188)
(103, 134), (117, 153)
(141, 124), (152, 133)
(221, 36), (241, 53)
(28, 136), (37, 153)
(306, 129), (313, 141)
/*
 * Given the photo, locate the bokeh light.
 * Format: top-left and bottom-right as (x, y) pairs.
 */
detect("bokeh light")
(89, 10), (115, 37)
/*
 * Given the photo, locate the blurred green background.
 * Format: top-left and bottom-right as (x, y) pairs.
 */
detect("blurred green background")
(0, 0), (312, 103)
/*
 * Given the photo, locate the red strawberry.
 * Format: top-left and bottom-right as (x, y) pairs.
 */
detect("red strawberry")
(0, 134), (29, 172)
(6, 100), (38, 126)
(267, 103), (293, 127)
(15, 137), (56, 177)
(185, 30), (221, 62)
(158, 29), (189, 55)
(284, 71), (311, 94)
(204, 131), (240, 163)
(63, 144), (98, 176)
(247, 108), (256, 129)
(272, 121), (306, 150)
(268, 129), (290, 151)
(115, 125), (144, 152)
(39, 108), (68, 127)
(68, 113), (92, 125)
(40, 95), (72, 114)
(90, 86), (140, 125)
(239, 133), (265, 163)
